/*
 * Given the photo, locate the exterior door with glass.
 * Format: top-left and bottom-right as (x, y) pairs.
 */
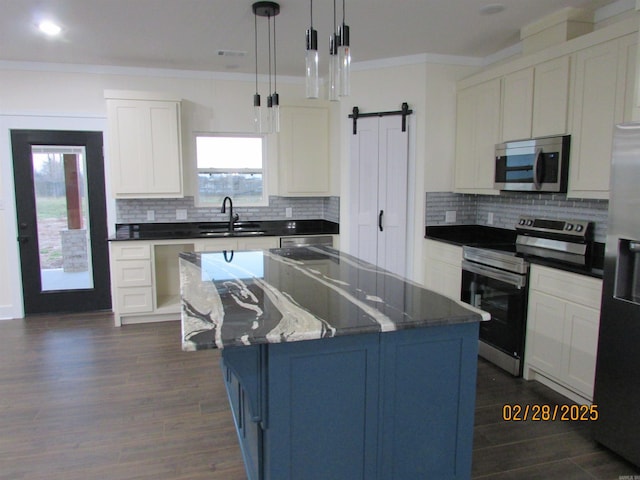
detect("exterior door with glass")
(11, 130), (111, 314)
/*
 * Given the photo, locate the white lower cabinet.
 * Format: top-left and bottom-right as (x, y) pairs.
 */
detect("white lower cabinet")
(423, 239), (462, 300)
(110, 235), (299, 325)
(524, 264), (603, 403)
(110, 240), (194, 325)
(110, 243), (154, 322)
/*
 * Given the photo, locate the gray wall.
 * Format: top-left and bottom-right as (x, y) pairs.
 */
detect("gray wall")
(426, 192), (609, 243)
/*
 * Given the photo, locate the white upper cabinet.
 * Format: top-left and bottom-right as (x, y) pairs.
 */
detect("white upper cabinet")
(568, 34), (635, 199)
(531, 56), (571, 138)
(454, 78), (501, 194)
(455, 16), (638, 197)
(501, 68), (534, 142)
(106, 91), (183, 198)
(278, 105), (330, 196)
(501, 56), (570, 142)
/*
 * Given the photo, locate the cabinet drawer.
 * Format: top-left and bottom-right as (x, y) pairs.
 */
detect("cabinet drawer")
(114, 260), (152, 287)
(194, 238), (239, 252)
(237, 236), (279, 250)
(116, 287), (153, 314)
(424, 240), (462, 266)
(112, 243), (151, 260)
(529, 264), (602, 309)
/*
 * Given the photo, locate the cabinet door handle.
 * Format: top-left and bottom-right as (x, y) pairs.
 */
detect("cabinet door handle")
(378, 210), (384, 232)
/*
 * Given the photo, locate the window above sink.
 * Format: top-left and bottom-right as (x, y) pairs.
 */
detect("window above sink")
(195, 133), (267, 207)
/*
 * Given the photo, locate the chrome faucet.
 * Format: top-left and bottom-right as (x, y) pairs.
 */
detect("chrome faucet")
(221, 196), (237, 232)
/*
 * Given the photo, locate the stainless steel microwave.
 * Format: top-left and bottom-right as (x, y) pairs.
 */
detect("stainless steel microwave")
(494, 135), (570, 192)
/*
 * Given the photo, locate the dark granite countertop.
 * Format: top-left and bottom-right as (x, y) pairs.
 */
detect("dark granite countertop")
(425, 224), (604, 279)
(110, 219), (339, 241)
(425, 224), (517, 247)
(180, 246), (488, 350)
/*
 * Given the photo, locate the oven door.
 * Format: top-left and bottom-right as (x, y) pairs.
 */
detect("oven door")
(460, 259), (528, 376)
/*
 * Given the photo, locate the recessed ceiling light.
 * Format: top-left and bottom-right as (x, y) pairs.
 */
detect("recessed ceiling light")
(38, 20), (62, 36)
(479, 4), (506, 15)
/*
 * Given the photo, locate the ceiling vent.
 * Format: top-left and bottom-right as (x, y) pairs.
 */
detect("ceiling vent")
(520, 7), (594, 56)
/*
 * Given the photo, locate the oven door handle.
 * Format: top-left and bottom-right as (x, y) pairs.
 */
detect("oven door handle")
(462, 260), (527, 289)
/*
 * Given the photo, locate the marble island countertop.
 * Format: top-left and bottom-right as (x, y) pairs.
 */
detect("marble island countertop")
(180, 246), (489, 350)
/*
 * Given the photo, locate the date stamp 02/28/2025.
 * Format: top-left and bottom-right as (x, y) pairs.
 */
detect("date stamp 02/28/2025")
(501, 403), (599, 422)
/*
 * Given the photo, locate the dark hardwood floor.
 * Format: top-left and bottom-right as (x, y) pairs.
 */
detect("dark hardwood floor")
(0, 313), (637, 479)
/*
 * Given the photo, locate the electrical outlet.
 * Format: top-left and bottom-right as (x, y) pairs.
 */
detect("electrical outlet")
(146, 210), (155, 221)
(445, 210), (456, 223)
(285, 207), (293, 218)
(487, 212), (494, 225)
(176, 209), (187, 220)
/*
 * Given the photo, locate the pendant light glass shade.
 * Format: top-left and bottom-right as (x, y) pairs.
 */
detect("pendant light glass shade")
(305, 0), (319, 99)
(328, 0), (340, 102)
(271, 93), (280, 133)
(338, 23), (350, 97)
(271, 13), (280, 132)
(253, 94), (262, 133)
(328, 35), (340, 101)
(266, 94), (273, 133)
(305, 45), (319, 99)
(253, 10), (262, 133)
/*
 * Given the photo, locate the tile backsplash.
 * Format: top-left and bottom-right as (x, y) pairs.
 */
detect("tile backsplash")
(116, 196), (340, 224)
(426, 191), (609, 243)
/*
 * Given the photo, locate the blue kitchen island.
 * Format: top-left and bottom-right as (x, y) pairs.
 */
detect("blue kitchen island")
(180, 246), (488, 480)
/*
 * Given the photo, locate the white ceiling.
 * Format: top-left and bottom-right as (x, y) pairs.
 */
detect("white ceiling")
(0, 0), (624, 77)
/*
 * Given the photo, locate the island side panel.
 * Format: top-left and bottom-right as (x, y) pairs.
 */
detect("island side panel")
(264, 334), (380, 480)
(378, 322), (479, 479)
(221, 345), (265, 480)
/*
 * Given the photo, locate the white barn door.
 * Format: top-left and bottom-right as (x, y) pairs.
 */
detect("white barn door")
(349, 116), (409, 276)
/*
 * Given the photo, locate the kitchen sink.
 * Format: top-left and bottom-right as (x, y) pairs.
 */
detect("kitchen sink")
(197, 222), (264, 236)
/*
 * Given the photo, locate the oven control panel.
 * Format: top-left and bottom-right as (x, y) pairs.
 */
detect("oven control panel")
(517, 216), (592, 239)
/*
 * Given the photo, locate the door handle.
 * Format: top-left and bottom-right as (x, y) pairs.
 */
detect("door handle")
(378, 210), (384, 232)
(533, 147), (543, 190)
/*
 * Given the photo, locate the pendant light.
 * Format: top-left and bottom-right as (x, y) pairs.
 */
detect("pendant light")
(266, 9), (273, 133)
(252, 2), (280, 133)
(305, 0), (319, 99)
(253, 10), (261, 133)
(328, 0), (340, 101)
(271, 11), (280, 132)
(338, 0), (351, 97)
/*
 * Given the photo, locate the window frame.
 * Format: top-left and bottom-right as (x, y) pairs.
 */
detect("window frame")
(194, 132), (268, 208)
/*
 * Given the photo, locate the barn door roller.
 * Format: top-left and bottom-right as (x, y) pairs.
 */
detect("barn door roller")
(348, 102), (413, 134)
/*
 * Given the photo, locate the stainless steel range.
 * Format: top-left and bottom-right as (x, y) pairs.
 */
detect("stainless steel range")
(460, 216), (593, 376)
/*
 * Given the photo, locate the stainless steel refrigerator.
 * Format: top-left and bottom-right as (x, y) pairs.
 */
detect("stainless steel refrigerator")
(592, 122), (640, 467)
